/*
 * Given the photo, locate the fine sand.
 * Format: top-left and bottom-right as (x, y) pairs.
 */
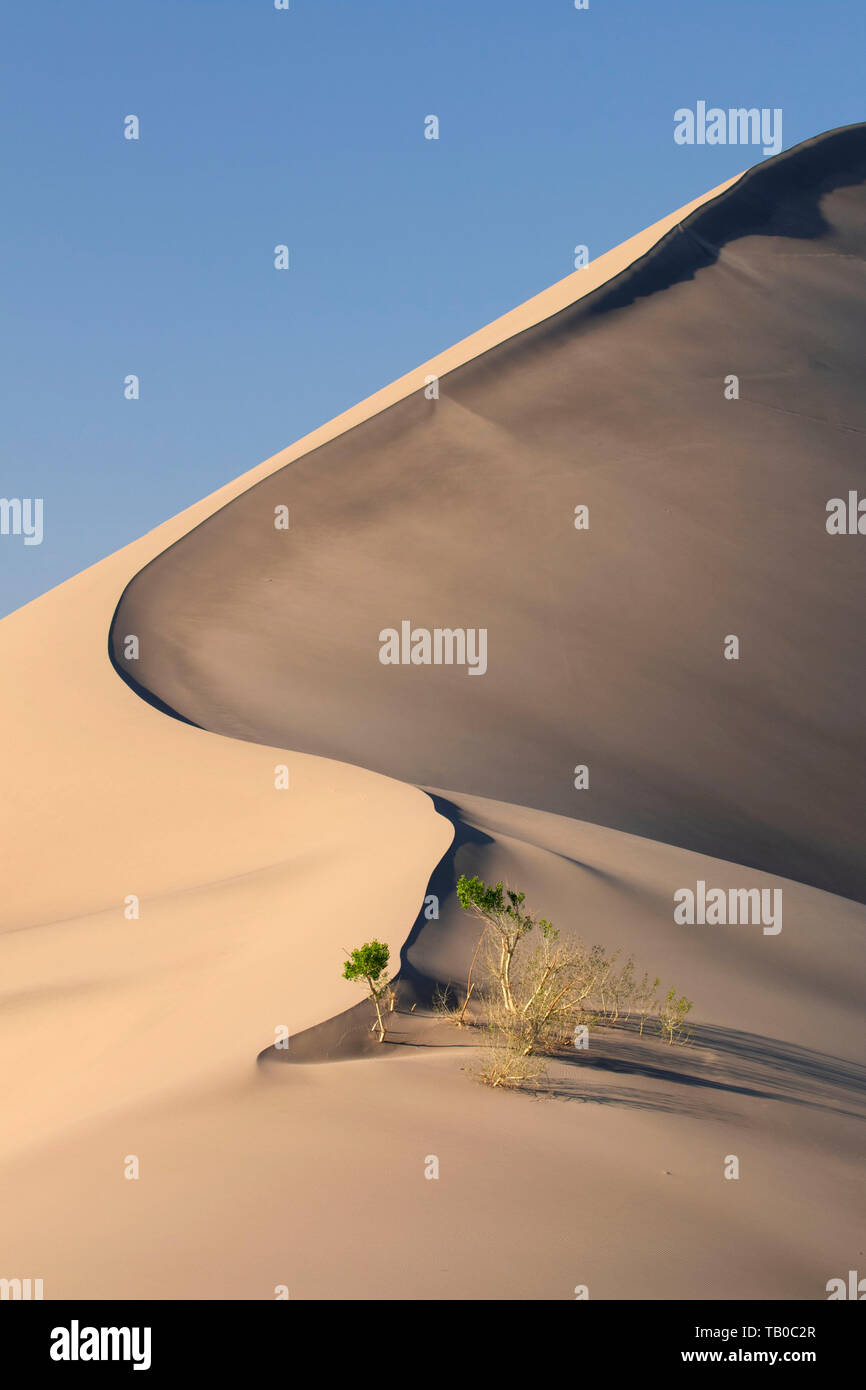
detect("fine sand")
(2, 124), (864, 1300)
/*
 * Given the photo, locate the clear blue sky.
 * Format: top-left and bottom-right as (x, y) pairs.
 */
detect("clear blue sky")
(1, 0), (863, 617)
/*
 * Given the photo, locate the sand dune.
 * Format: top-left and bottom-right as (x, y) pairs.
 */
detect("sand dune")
(2, 125), (864, 1300)
(113, 123), (866, 903)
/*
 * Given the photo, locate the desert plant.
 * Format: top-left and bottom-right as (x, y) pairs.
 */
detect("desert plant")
(608, 954), (637, 1023)
(452, 876), (696, 1085)
(456, 874), (553, 1013)
(455, 916), (488, 1025)
(464, 919), (608, 1084)
(658, 986), (693, 1045)
(431, 982), (467, 1024)
(511, 924), (606, 1055)
(592, 947), (622, 1019)
(474, 1026), (548, 1089)
(342, 940), (391, 1043)
(633, 972), (661, 1036)
(431, 982), (452, 1015)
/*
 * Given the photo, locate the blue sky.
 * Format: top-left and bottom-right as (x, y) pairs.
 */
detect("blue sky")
(1, 0), (863, 616)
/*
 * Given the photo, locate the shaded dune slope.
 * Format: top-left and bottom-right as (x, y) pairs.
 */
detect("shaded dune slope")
(112, 124), (866, 904)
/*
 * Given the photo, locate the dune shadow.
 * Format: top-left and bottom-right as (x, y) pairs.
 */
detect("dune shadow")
(105, 628), (202, 728)
(259, 993), (866, 1131)
(525, 1020), (866, 1121)
(395, 793), (493, 1002)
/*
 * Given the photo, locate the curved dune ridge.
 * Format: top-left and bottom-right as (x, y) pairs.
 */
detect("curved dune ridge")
(113, 122), (866, 903)
(1, 126), (864, 1299)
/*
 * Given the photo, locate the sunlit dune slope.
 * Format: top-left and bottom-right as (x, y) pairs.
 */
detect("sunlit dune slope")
(0, 470), (450, 1161)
